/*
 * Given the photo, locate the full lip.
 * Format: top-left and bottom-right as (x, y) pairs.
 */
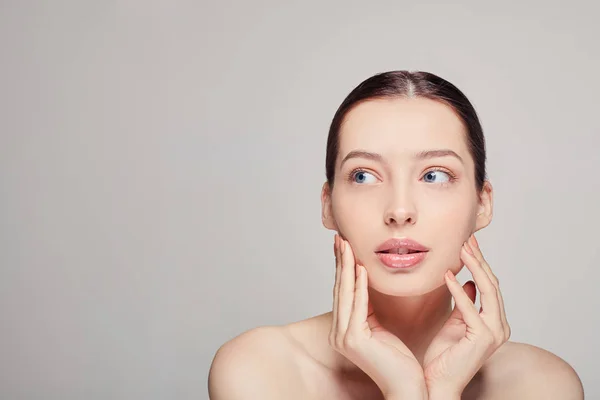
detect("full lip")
(375, 237), (430, 254)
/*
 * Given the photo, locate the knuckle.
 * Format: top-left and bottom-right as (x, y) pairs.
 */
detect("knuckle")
(343, 333), (358, 349)
(480, 329), (495, 346)
(493, 331), (504, 345)
(329, 334), (338, 350)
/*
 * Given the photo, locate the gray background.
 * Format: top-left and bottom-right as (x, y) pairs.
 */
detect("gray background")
(1, 1), (598, 399)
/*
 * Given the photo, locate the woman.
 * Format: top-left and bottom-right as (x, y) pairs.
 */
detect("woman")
(208, 71), (584, 399)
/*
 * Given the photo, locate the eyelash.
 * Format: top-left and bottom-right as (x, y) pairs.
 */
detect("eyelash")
(346, 167), (458, 187)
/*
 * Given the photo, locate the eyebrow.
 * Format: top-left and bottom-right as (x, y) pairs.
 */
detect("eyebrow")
(340, 149), (464, 166)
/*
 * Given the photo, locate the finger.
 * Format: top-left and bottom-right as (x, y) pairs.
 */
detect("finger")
(331, 234), (341, 337)
(495, 284), (508, 336)
(448, 280), (476, 322)
(445, 270), (486, 330)
(348, 265), (368, 333)
(469, 236), (502, 307)
(469, 236), (509, 336)
(337, 238), (356, 335)
(470, 235), (499, 286)
(496, 287), (510, 339)
(461, 243), (500, 320)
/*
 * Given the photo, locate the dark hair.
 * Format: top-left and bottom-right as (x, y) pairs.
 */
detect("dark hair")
(325, 70), (487, 192)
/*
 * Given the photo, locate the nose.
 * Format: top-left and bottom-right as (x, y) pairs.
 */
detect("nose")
(383, 186), (417, 226)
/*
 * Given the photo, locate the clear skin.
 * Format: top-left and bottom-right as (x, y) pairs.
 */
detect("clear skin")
(207, 96), (585, 400)
(321, 97), (501, 397)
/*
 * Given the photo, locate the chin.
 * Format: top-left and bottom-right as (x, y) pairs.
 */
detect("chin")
(366, 264), (449, 296)
(368, 276), (443, 297)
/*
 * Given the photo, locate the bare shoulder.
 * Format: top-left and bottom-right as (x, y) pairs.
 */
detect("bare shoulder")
(208, 325), (306, 399)
(478, 341), (584, 399)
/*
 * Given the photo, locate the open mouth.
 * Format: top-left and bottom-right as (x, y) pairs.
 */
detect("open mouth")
(376, 249), (426, 255)
(375, 248), (429, 269)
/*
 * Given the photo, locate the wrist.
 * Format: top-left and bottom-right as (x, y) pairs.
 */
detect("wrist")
(385, 383), (429, 400)
(427, 388), (461, 400)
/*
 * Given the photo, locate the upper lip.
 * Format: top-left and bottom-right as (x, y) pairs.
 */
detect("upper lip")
(375, 238), (430, 253)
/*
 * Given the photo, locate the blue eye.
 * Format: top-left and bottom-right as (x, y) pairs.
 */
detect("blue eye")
(350, 169), (377, 184)
(422, 169), (452, 184)
(347, 168), (455, 185)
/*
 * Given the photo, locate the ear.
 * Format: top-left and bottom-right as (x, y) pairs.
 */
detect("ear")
(321, 181), (338, 231)
(474, 180), (493, 232)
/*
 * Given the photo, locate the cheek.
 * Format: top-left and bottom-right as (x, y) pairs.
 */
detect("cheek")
(431, 224), (470, 257)
(333, 194), (377, 230)
(426, 199), (476, 248)
(430, 193), (476, 222)
(331, 197), (376, 265)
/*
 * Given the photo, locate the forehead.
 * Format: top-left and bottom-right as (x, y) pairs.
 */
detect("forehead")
(338, 97), (469, 161)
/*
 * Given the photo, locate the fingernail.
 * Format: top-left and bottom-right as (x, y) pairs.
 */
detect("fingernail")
(473, 235), (479, 249)
(341, 239), (346, 254)
(464, 242), (474, 255)
(446, 270), (456, 281)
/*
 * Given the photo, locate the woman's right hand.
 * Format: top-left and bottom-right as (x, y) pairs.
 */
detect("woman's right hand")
(330, 234), (428, 400)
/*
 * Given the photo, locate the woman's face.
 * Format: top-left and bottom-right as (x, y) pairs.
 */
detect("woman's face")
(322, 97), (493, 296)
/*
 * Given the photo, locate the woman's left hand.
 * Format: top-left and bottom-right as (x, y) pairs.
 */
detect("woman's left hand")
(422, 234), (511, 398)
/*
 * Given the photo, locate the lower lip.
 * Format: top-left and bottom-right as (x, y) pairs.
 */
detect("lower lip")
(376, 251), (428, 269)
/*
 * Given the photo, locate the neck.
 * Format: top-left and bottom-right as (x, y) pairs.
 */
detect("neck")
(371, 284), (453, 364)
(335, 284), (453, 372)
